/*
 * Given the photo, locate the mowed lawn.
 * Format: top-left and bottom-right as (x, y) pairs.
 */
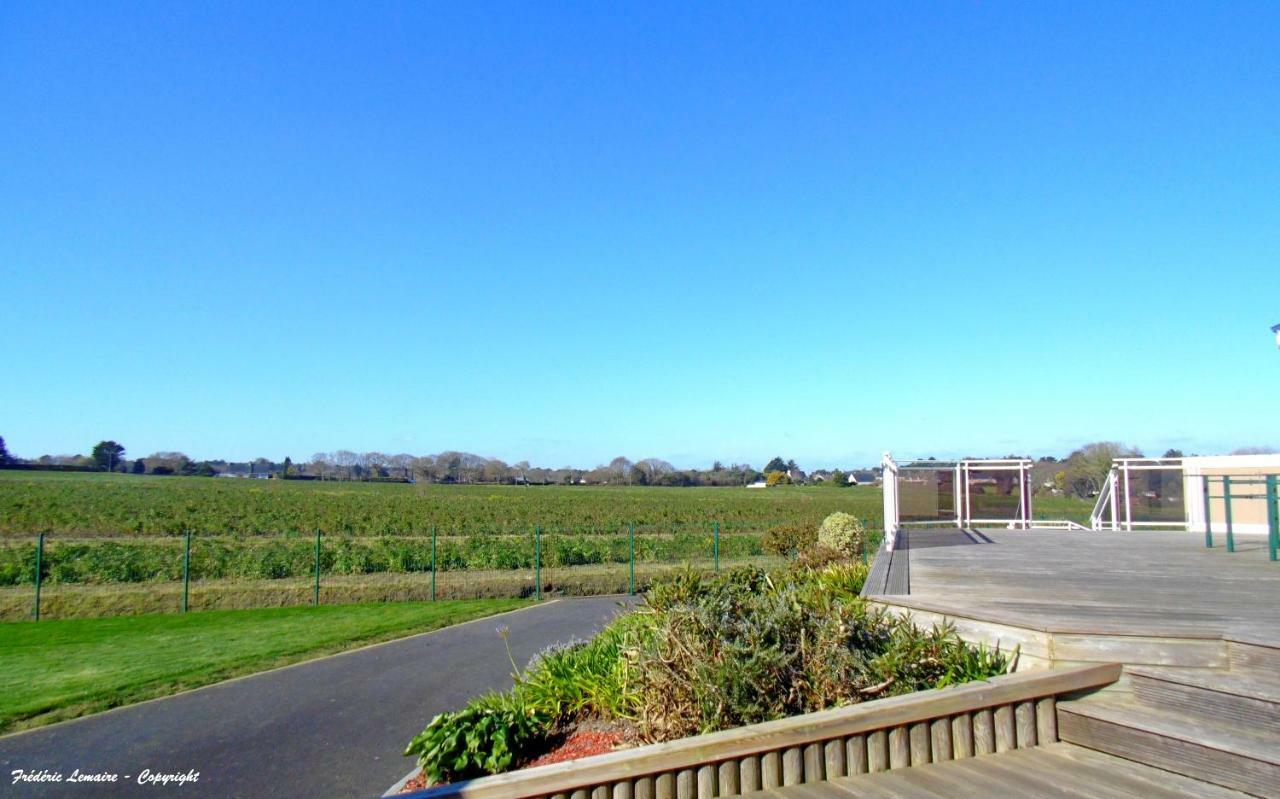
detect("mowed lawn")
(0, 598), (528, 734)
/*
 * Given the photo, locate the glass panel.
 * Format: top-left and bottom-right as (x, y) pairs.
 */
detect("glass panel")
(1125, 468), (1184, 524)
(898, 466), (957, 524)
(966, 468), (1023, 521)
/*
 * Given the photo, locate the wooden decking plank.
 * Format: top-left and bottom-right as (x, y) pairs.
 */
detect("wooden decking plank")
(883, 530), (909, 595)
(1043, 743), (1253, 799)
(1058, 694), (1280, 797)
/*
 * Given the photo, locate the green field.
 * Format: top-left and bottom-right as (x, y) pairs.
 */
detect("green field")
(0, 598), (527, 734)
(0, 471), (880, 536)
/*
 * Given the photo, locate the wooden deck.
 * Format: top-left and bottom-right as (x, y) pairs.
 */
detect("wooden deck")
(740, 742), (1249, 798)
(853, 528), (1280, 797)
(868, 528), (1280, 655)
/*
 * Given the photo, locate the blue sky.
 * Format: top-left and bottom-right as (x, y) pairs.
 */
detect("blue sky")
(2, 2), (1277, 469)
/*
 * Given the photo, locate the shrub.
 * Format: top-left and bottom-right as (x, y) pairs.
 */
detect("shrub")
(762, 523), (816, 557)
(404, 691), (542, 785)
(405, 564), (1009, 783)
(817, 512), (864, 558)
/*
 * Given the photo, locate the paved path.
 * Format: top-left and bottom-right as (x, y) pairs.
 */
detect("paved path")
(0, 596), (637, 799)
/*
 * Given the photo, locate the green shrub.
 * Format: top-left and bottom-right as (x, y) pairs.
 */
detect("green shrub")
(404, 691), (543, 786)
(817, 512), (864, 557)
(405, 563), (1008, 783)
(762, 523), (816, 557)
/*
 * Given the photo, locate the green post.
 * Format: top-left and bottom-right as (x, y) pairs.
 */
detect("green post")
(1267, 476), (1278, 563)
(534, 526), (542, 601)
(1223, 476), (1235, 553)
(182, 529), (191, 613)
(33, 533), (44, 622)
(628, 523), (636, 595)
(713, 521), (720, 572)
(1203, 476), (1213, 548)
(431, 526), (437, 602)
(313, 529), (321, 606)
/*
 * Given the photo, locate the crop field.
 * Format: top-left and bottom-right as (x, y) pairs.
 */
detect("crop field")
(0, 472), (881, 619)
(0, 472), (1091, 620)
(0, 471), (880, 535)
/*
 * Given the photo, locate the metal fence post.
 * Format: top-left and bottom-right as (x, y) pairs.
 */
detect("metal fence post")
(182, 529), (191, 613)
(628, 523), (636, 595)
(313, 529), (321, 606)
(1223, 476), (1235, 553)
(713, 521), (720, 572)
(534, 525), (542, 601)
(1203, 475), (1213, 548)
(1267, 476), (1278, 563)
(34, 533), (44, 622)
(431, 525), (437, 602)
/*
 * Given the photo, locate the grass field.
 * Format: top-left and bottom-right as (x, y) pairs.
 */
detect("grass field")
(0, 598), (528, 734)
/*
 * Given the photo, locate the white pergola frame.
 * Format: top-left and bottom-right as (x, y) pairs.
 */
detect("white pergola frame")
(882, 452), (1033, 550)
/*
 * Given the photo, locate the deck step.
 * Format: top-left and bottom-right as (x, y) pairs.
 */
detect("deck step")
(742, 743), (1249, 798)
(1058, 692), (1280, 797)
(1129, 666), (1280, 734)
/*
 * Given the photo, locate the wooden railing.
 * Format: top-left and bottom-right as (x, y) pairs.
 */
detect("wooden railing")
(400, 663), (1121, 799)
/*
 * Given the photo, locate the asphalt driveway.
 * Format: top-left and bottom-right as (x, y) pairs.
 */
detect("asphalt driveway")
(0, 595), (636, 798)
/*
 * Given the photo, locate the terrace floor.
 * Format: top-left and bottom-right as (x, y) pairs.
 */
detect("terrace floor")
(864, 527), (1280, 658)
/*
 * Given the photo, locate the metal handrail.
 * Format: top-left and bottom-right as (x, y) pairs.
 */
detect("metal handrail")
(1201, 473), (1280, 561)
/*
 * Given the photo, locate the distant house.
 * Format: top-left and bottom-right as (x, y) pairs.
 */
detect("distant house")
(810, 470), (832, 483)
(747, 480), (768, 489)
(225, 462), (275, 478)
(848, 470), (880, 486)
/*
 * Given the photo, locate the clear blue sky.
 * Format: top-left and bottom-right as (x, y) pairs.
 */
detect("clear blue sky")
(3, 2), (1277, 469)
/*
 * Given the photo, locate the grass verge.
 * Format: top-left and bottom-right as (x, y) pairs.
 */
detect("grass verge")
(0, 598), (529, 735)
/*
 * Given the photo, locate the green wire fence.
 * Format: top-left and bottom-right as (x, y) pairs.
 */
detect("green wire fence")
(7, 519), (881, 622)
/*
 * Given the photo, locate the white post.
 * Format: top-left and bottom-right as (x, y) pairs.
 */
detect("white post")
(1122, 461), (1133, 532)
(954, 463), (963, 528)
(882, 452), (898, 552)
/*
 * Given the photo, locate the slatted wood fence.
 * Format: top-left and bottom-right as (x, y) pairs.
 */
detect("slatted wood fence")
(400, 663), (1121, 799)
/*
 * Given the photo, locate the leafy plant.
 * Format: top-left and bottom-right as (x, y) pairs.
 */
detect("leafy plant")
(817, 512), (865, 557)
(403, 691), (543, 785)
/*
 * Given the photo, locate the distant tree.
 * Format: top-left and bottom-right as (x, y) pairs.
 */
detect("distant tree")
(765, 470), (792, 487)
(785, 459), (798, 473)
(389, 453), (414, 480)
(131, 459), (146, 474)
(193, 461), (217, 477)
(608, 456), (634, 485)
(1060, 441), (1141, 498)
(282, 456), (293, 477)
(763, 456), (788, 474)
(712, 460), (724, 472)
(151, 465), (174, 476)
(636, 458), (675, 485)
(830, 469), (847, 486)
(364, 452), (389, 478)
(1162, 449), (1184, 458)
(91, 441), (126, 471)
(0, 436), (9, 466)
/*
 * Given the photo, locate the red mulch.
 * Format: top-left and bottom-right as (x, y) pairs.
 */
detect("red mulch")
(400, 770), (433, 793)
(400, 726), (628, 793)
(524, 729), (624, 768)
